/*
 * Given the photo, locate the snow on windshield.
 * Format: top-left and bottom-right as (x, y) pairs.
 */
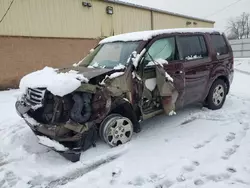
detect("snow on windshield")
(19, 67), (88, 97)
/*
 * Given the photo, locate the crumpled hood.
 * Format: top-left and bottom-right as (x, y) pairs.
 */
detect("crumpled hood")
(19, 67), (90, 97)
(59, 66), (114, 80)
(19, 66), (116, 97)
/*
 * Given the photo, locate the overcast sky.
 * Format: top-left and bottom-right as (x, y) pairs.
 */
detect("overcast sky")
(124, 0), (249, 31)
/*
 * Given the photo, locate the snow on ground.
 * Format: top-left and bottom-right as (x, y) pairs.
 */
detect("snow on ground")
(234, 58), (250, 75)
(0, 59), (250, 188)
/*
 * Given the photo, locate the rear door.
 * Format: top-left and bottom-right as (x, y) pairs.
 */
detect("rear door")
(210, 34), (233, 85)
(177, 34), (212, 105)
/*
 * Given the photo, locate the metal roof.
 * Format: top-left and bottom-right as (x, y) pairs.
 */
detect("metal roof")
(104, 0), (215, 24)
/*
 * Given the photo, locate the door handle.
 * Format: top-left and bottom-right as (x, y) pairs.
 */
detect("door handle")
(175, 70), (183, 74)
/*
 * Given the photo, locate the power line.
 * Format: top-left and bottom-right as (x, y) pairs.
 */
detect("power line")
(205, 0), (244, 18)
(0, 0), (15, 24)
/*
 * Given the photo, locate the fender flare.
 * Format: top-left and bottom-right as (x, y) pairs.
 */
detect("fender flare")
(204, 73), (230, 101)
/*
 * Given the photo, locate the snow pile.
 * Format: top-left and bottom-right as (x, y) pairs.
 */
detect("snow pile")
(100, 72), (125, 85)
(100, 28), (222, 44)
(37, 136), (68, 152)
(23, 114), (40, 126)
(109, 72), (124, 79)
(165, 72), (174, 82)
(146, 58), (169, 67)
(19, 67), (88, 97)
(185, 55), (202, 60)
(131, 49), (146, 68)
(132, 71), (142, 81)
(114, 64), (126, 70)
(145, 78), (156, 91)
(169, 110), (177, 116)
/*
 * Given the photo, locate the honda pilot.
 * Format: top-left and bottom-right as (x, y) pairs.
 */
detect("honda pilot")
(15, 28), (234, 162)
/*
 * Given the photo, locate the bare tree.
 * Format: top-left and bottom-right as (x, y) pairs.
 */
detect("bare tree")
(227, 18), (241, 39)
(227, 12), (250, 39)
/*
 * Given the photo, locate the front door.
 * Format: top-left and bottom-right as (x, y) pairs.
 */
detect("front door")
(138, 35), (185, 117)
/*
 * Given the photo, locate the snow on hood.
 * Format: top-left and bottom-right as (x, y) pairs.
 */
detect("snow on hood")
(99, 28), (222, 44)
(19, 67), (89, 97)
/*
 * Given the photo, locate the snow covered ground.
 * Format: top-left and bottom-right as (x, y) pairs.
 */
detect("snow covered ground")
(0, 59), (250, 188)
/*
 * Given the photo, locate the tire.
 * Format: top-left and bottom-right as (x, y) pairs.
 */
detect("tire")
(99, 114), (133, 147)
(206, 79), (227, 110)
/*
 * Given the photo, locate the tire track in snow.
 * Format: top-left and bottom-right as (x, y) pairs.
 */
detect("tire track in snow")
(29, 148), (127, 188)
(235, 68), (250, 75)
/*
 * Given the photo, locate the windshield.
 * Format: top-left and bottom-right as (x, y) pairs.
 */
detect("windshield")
(79, 41), (140, 69)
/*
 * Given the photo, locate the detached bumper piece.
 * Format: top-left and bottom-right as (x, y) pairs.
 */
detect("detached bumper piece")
(40, 142), (82, 162)
(59, 150), (81, 163)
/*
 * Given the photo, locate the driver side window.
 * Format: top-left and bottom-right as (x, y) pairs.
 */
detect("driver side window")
(144, 37), (177, 67)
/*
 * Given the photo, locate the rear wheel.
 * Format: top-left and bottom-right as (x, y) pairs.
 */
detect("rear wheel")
(99, 114), (133, 147)
(206, 79), (227, 110)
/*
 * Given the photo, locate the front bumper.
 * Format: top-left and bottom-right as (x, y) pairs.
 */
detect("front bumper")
(15, 99), (82, 162)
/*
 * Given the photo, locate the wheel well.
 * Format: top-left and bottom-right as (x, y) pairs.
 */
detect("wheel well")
(205, 75), (229, 104)
(217, 75), (230, 94)
(110, 102), (139, 126)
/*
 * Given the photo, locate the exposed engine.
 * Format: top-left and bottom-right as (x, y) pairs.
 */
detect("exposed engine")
(27, 89), (92, 125)
(70, 93), (92, 123)
(26, 87), (110, 126)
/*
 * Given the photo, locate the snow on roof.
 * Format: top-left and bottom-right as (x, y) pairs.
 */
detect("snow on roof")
(99, 28), (222, 44)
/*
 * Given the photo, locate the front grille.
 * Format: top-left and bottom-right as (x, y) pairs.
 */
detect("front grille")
(26, 88), (46, 106)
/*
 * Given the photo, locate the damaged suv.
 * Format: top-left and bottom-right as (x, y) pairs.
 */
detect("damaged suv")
(16, 28), (234, 162)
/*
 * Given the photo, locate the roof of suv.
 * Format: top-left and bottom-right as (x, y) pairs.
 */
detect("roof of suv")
(99, 28), (222, 44)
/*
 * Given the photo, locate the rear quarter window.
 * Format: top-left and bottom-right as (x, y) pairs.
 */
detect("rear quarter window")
(211, 34), (229, 56)
(178, 35), (208, 61)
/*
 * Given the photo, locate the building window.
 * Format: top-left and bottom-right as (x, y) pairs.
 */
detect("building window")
(178, 35), (208, 60)
(211, 34), (229, 56)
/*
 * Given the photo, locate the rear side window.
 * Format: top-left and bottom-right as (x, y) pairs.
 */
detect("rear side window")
(178, 35), (208, 60)
(211, 34), (229, 56)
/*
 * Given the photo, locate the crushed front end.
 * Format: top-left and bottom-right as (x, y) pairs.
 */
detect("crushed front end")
(16, 86), (111, 162)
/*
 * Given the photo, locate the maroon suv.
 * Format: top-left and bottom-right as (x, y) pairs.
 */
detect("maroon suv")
(16, 28), (234, 162)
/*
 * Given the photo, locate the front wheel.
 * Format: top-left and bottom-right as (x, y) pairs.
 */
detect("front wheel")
(206, 79), (227, 110)
(99, 114), (134, 147)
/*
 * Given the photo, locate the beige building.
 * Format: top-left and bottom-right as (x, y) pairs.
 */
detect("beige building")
(0, 0), (214, 89)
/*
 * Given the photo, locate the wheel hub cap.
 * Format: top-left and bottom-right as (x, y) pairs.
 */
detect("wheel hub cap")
(104, 117), (133, 147)
(212, 84), (225, 106)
